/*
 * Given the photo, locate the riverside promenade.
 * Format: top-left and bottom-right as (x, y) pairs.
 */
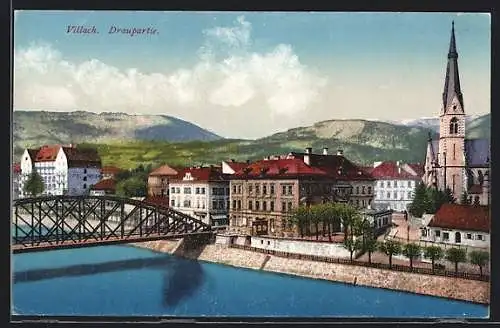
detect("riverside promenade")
(132, 239), (490, 305)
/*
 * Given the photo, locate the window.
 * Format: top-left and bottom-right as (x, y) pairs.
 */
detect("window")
(232, 200), (237, 210)
(263, 201), (267, 211)
(195, 187), (200, 194)
(387, 181), (391, 188)
(449, 117), (459, 134)
(356, 199), (360, 207)
(270, 201), (275, 211)
(233, 185), (237, 193)
(238, 200), (241, 210)
(287, 202), (292, 211)
(83, 184), (87, 189)
(84, 169), (87, 174)
(435, 230), (441, 237)
(355, 186), (359, 194)
(184, 187), (191, 194)
(443, 232), (449, 241)
(184, 200), (191, 208)
(379, 181), (383, 187)
(367, 186), (372, 194)
(466, 233), (472, 239)
(212, 200), (217, 209)
(263, 185), (267, 195)
(362, 200), (365, 207)
(407, 192), (412, 199)
(421, 229), (427, 237)
(393, 192), (397, 199)
(477, 234), (483, 241)
(83, 176), (87, 181)
(282, 202), (286, 212)
(176, 187), (180, 193)
(270, 184), (275, 194)
(408, 181), (411, 187)
(201, 188), (205, 194)
(282, 185), (286, 195)
(368, 199), (372, 206)
(256, 184), (260, 194)
(394, 181), (398, 188)
(255, 201), (260, 211)
(453, 143), (456, 160)
(248, 200), (253, 210)
(362, 186), (366, 194)
(287, 185), (293, 195)
(387, 192), (390, 199)
(248, 184), (253, 193)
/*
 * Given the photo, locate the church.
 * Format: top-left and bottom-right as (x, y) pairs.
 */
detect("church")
(423, 22), (490, 205)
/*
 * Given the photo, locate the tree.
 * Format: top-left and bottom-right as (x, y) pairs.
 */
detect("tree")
(338, 203), (360, 241)
(469, 250), (489, 277)
(428, 187), (456, 214)
(343, 237), (362, 262)
(23, 171), (44, 197)
(423, 245), (444, 273)
(408, 183), (430, 218)
(445, 247), (467, 275)
(310, 205), (322, 240)
(459, 191), (471, 205)
(364, 237), (378, 264)
(290, 205), (308, 238)
(115, 176), (147, 197)
(379, 239), (401, 268)
(402, 243), (422, 270)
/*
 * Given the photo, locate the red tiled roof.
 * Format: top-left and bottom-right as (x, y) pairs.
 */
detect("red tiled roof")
(35, 145), (60, 162)
(231, 153), (373, 181)
(143, 196), (169, 208)
(225, 160), (249, 172)
(101, 166), (122, 175)
(91, 178), (116, 191)
(369, 161), (421, 180)
(407, 163), (425, 177)
(469, 184), (483, 195)
(428, 204), (490, 233)
(13, 163), (21, 174)
(171, 166), (227, 183)
(149, 164), (178, 177)
(27, 149), (39, 161)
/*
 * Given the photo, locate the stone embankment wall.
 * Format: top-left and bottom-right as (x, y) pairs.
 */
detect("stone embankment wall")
(250, 236), (350, 258)
(132, 239), (489, 305)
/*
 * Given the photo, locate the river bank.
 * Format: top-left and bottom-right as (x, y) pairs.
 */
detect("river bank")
(131, 240), (489, 305)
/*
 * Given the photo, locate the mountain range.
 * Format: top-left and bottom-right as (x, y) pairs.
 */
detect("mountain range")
(12, 110), (490, 168)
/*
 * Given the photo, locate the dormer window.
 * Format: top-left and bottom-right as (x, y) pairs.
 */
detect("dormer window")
(453, 105), (457, 110)
(449, 117), (459, 134)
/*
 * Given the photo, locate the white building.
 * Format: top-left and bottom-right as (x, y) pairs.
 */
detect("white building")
(364, 161), (424, 212)
(359, 208), (393, 236)
(19, 144), (102, 197)
(169, 166), (230, 226)
(420, 203), (490, 250)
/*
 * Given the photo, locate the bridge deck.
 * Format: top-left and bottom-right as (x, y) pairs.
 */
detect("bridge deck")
(12, 231), (213, 254)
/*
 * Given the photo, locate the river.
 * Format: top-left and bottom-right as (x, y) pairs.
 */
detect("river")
(12, 245), (488, 317)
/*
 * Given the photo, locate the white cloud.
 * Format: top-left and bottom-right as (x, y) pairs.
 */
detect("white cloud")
(14, 16), (327, 138)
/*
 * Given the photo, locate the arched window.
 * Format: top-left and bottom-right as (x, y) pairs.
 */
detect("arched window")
(449, 117), (459, 134)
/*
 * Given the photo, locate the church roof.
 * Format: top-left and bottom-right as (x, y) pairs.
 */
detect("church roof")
(431, 138), (490, 168)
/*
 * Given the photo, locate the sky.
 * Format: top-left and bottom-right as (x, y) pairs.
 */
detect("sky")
(13, 11), (490, 139)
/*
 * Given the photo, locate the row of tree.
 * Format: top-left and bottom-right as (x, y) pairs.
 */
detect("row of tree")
(345, 237), (489, 276)
(288, 202), (370, 242)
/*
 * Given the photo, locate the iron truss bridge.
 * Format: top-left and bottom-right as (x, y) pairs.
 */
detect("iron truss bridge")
(12, 195), (212, 254)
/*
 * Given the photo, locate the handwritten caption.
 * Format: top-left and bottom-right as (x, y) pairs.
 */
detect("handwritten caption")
(66, 25), (159, 36)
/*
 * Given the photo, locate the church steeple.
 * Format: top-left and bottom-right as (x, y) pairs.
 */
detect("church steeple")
(442, 21), (464, 112)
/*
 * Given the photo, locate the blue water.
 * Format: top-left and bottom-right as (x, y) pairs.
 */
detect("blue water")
(12, 246), (489, 317)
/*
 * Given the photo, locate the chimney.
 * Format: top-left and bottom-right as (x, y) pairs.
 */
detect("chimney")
(323, 147), (328, 155)
(303, 148), (311, 166)
(305, 147), (312, 154)
(231, 159), (235, 162)
(337, 149), (344, 156)
(246, 160), (250, 164)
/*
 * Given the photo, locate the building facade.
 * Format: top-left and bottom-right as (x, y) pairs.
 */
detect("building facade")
(89, 178), (116, 196)
(366, 161), (424, 211)
(169, 166), (230, 226)
(228, 147), (375, 236)
(423, 22), (490, 204)
(147, 164), (178, 197)
(19, 144), (101, 197)
(420, 203), (489, 250)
